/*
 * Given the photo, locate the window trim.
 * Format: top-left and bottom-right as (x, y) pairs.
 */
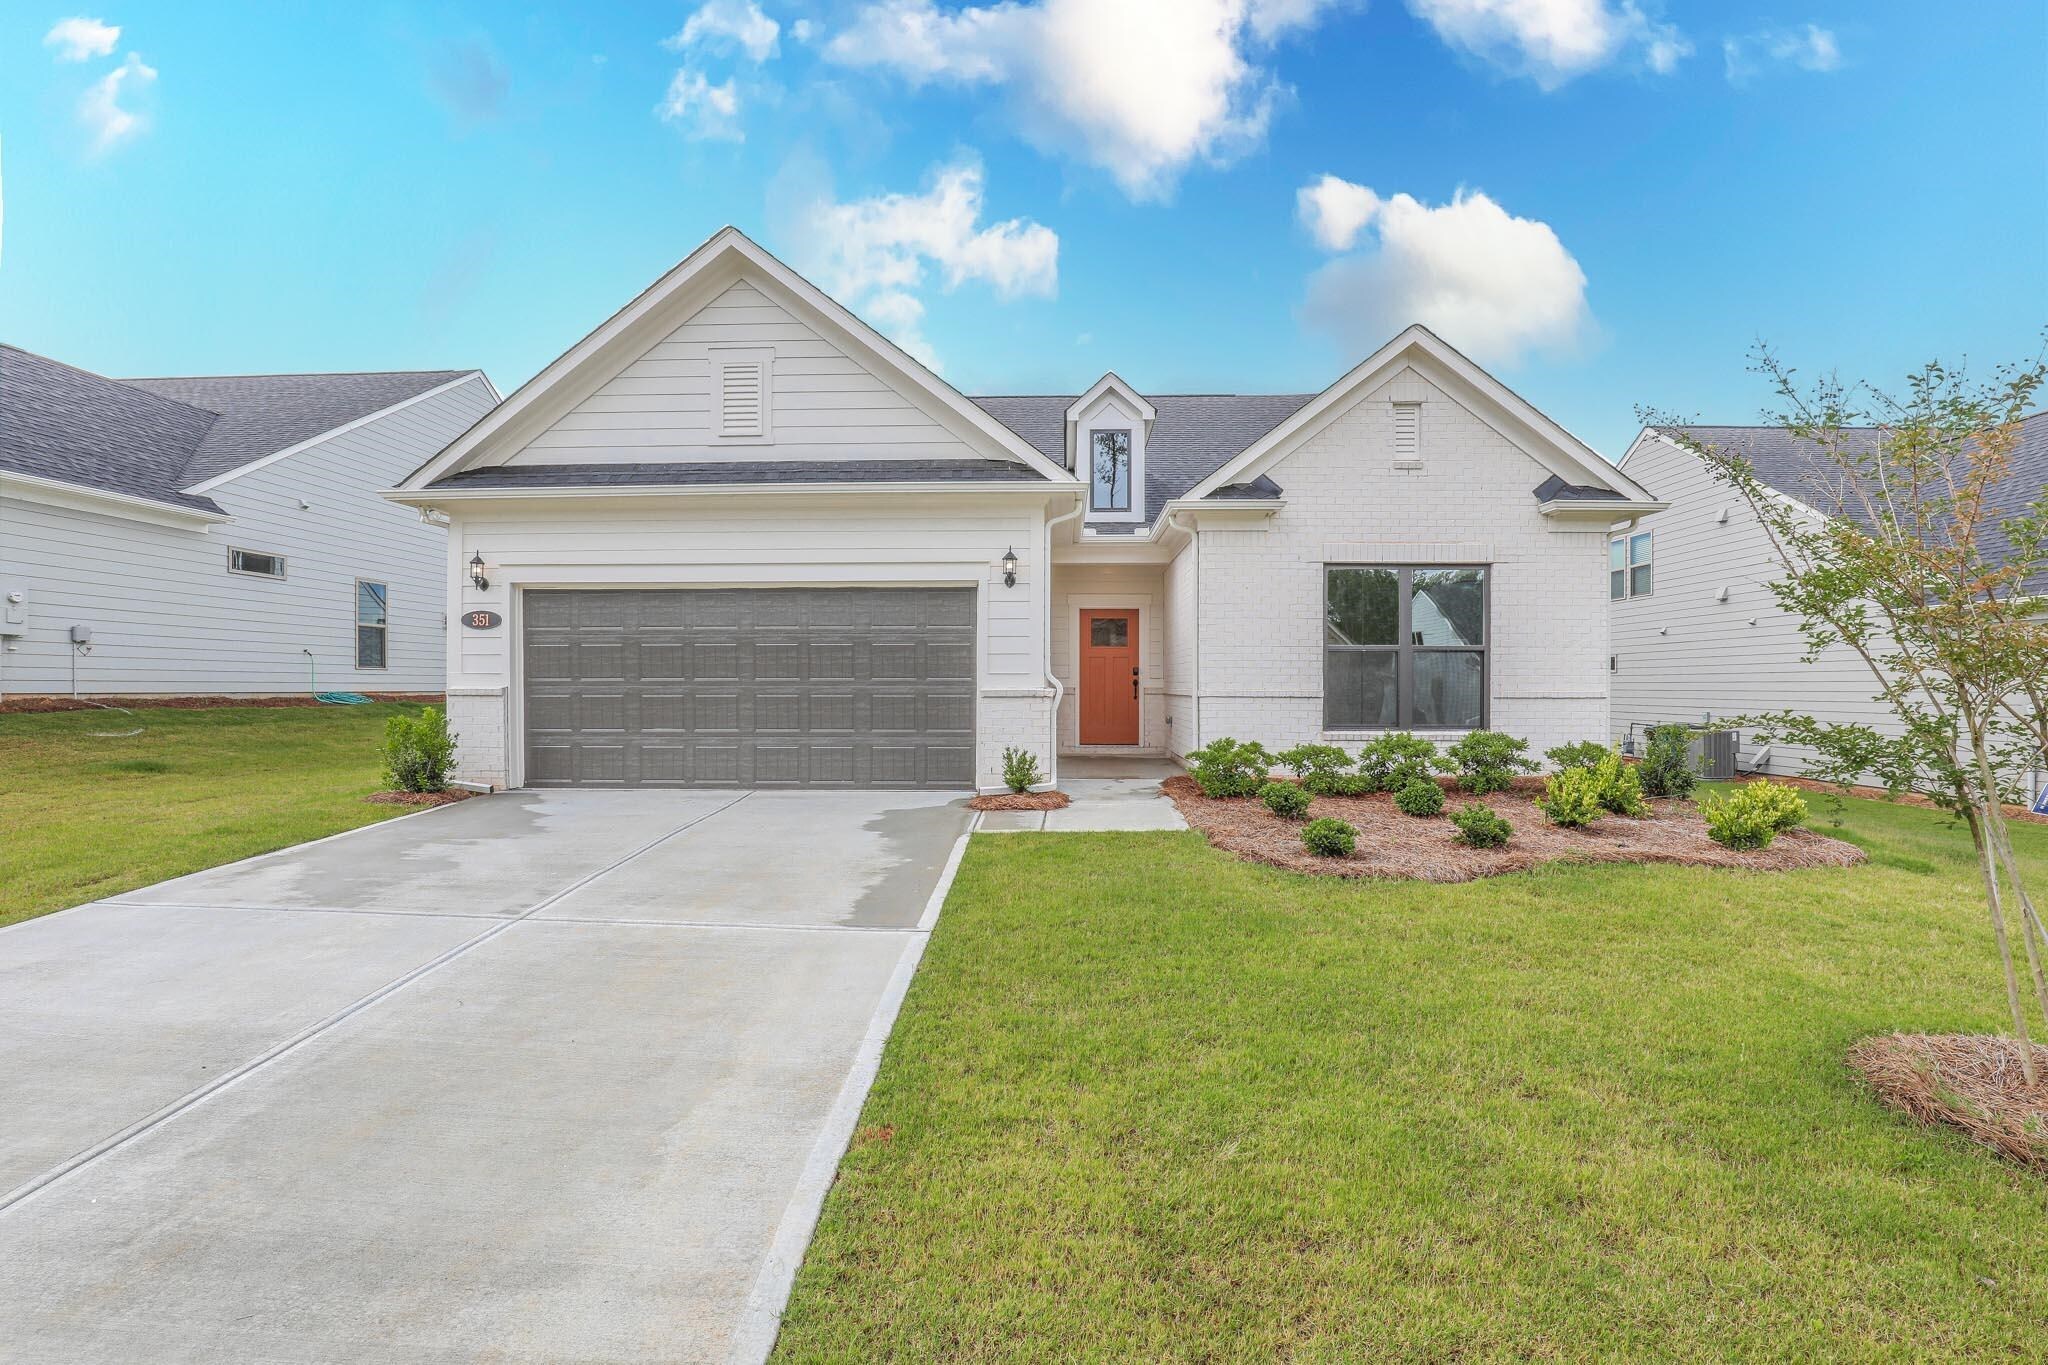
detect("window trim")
(1322, 563), (1490, 733)
(1088, 427), (1134, 514)
(354, 578), (389, 671)
(1610, 530), (1653, 599)
(227, 547), (287, 579)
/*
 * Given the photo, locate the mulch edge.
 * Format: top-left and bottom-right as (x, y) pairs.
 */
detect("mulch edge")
(967, 790), (1073, 811)
(364, 789), (476, 807)
(1847, 1032), (2048, 1172)
(2, 693), (444, 714)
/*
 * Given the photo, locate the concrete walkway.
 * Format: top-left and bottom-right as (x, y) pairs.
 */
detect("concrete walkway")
(975, 756), (1188, 832)
(0, 788), (972, 1365)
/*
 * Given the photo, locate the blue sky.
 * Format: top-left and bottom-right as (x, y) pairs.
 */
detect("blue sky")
(3, 1), (2042, 460)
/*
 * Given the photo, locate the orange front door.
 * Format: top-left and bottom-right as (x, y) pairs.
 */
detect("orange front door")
(1079, 609), (1140, 745)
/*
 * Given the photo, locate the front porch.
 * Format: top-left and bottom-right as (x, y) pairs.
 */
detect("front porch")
(1050, 561), (1177, 762)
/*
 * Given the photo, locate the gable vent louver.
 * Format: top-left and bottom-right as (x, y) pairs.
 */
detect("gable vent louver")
(1393, 400), (1421, 469)
(720, 360), (765, 438)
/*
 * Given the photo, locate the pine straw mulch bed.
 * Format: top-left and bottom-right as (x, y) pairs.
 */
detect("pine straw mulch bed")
(1849, 1032), (2048, 1172)
(967, 790), (1072, 811)
(1, 693), (444, 714)
(1160, 774), (1866, 882)
(364, 789), (476, 807)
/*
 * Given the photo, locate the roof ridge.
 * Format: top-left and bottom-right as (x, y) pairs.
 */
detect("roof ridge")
(122, 367), (474, 381)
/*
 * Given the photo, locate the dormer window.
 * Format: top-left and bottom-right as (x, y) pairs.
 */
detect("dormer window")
(1091, 430), (1132, 512)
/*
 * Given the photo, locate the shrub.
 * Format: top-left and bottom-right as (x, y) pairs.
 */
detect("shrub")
(1260, 780), (1313, 820)
(1301, 817), (1358, 857)
(1321, 773), (1375, 797)
(1186, 737), (1274, 798)
(1747, 779), (1810, 831)
(1277, 743), (1353, 794)
(1536, 766), (1605, 828)
(383, 707), (458, 794)
(1355, 732), (1445, 792)
(1701, 779), (1808, 850)
(1450, 802), (1513, 848)
(1394, 778), (1445, 817)
(1589, 750), (1649, 817)
(1544, 740), (1610, 772)
(1000, 746), (1044, 793)
(1444, 730), (1536, 794)
(1639, 724), (1699, 799)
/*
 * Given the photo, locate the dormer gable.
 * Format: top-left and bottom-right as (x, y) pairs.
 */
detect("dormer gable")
(1068, 372), (1154, 523)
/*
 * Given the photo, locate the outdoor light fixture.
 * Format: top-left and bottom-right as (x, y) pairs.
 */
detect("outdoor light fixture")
(1001, 546), (1019, 588)
(468, 552), (490, 592)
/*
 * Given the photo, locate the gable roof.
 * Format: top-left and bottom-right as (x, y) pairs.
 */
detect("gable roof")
(0, 343), (480, 516)
(398, 227), (1077, 492)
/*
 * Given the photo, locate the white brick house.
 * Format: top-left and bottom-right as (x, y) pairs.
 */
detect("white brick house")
(389, 228), (1662, 792)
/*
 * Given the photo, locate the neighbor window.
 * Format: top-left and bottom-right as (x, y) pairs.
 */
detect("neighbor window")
(1609, 532), (1652, 599)
(228, 548), (285, 578)
(1090, 429), (1132, 512)
(355, 580), (388, 669)
(1324, 565), (1486, 730)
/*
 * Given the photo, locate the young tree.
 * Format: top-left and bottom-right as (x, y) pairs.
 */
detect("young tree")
(1645, 346), (2048, 1080)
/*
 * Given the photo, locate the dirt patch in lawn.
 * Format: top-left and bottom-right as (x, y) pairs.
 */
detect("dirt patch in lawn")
(1161, 774), (1866, 882)
(364, 789), (476, 807)
(967, 790), (1072, 811)
(1, 693), (443, 714)
(1850, 1032), (2048, 1172)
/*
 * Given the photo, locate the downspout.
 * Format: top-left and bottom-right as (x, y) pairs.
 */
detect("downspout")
(1167, 509), (1199, 759)
(1043, 494), (1086, 790)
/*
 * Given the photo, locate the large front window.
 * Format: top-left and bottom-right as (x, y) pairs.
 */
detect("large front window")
(1090, 429), (1132, 512)
(1324, 565), (1487, 730)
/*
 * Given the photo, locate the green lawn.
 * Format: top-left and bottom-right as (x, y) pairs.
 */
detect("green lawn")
(0, 703), (429, 927)
(777, 794), (2048, 1361)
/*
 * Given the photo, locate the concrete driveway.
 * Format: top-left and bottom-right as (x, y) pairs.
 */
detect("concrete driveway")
(0, 788), (972, 1364)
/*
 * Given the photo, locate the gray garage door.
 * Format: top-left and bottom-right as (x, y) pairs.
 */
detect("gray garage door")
(522, 588), (976, 788)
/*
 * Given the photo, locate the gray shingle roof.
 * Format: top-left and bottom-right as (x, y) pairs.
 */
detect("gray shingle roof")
(0, 343), (473, 513)
(1533, 473), (1627, 503)
(970, 392), (1314, 530)
(1673, 418), (2048, 591)
(431, 459), (1047, 490)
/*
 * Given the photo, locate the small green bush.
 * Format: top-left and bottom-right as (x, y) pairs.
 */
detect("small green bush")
(1394, 778), (1445, 817)
(1186, 737), (1274, 798)
(1000, 746), (1044, 793)
(383, 707), (458, 794)
(1355, 732), (1445, 792)
(1589, 750), (1649, 817)
(1449, 802), (1513, 847)
(1640, 724), (1699, 799)
(1260, 781), (1313, 820)
(1701, 779), (1808, 849)
(1321, 773), (1375, 797)
(1277, 743), (1353, 794)
(1301, 817), (1358, 857)
(1544, 740), (1610, 772)
(1444, 730), (1536, 794)
(1536, 766), (1605, 828)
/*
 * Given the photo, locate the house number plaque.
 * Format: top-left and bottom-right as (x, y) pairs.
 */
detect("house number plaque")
(462, 610), (503, 630)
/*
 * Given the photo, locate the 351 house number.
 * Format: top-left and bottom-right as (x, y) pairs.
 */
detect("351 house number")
(462, 610), (503, 630)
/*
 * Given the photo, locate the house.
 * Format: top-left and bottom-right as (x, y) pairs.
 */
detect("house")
(1611, 420), (2048, 798)
(388, 228), (1662, 792)
(0, 347), (497, 699)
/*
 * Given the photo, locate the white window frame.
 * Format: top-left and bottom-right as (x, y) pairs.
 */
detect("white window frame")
(1074, 394), (1146, 524)
(354, 579), (389, 671)
(1610, 531), (1653, 599)
(227, 547), (287, 579)
(710, 345), (774, 444)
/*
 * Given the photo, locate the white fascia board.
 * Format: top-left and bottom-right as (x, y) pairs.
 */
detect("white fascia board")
(1537, 498), (1669, 520)
(0, 471), (230, 529)
(184, 371), (492, 495)
(1066, 372), (1156, 427)
(382, 481), (1078, 507)
(398, 228), (1078, 490)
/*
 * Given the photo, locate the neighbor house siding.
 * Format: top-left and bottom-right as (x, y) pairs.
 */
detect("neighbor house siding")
(1190, 365), (1613, 759)
(0, 376), (494, 698)
(444, 493), (1050, 791)
(1050, 563), (1168, 753)
(504, 281), (980, 466)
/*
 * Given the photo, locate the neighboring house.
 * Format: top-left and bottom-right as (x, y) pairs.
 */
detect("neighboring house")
(1611, 421), (2048, 796)
(0, 346), (497, 698)
(388, 228), (1662, 792)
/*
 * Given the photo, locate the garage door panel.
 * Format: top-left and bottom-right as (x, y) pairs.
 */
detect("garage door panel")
(523, 588), (976, 789)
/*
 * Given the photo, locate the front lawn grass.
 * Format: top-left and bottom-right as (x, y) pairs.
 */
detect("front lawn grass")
(776, 793), (2048, 1361)
(0, 703), (426, 927)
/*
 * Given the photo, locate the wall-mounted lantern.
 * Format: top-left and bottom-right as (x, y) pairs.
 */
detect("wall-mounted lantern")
(468, 552), (490, 592)
(1000, 546), (1019, 588)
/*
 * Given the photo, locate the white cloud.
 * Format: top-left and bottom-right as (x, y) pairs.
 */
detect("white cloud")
(44, 16), (120, 62)
(1405, 0), (1686, 88)
(666, 0), (781, 63)
(657, 69), (743, 140)
(1298, 183), (1590, 366)
(787, 159), (1058, 367)
(80, 51), (155, 152)
(1723, 24), (1841, 83)
(823, 0), (1342, 201)
(1297, 173), (1381, 251)
(790, 18), (817, 43)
